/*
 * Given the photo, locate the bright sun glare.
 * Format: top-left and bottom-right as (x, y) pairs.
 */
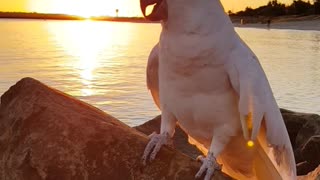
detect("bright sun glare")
(30, 0), (127, 18)
(66, 0), (116, 18)
(47, 21), (115, 96)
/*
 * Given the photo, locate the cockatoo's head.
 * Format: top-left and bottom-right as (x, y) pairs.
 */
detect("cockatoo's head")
(140, 0), (207, 21)
(140, 0), (225, 29)
(140, 0), (168, 21)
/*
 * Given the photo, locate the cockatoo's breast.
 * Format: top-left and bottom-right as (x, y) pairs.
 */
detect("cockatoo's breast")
(158, 34), (241, 146)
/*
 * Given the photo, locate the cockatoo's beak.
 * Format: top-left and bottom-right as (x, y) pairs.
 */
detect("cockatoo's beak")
(140, 0), (167, 21)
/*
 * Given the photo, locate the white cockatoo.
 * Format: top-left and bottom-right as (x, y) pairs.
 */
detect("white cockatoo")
(140, 0), (297, 179)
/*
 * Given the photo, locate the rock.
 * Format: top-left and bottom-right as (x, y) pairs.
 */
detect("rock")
(297, 161), (314, 176)
(282, 112), (309, 149)
(298, 165), (320, 180)
(296, 116), (320, 149)
(135, 115), (203, 159)
(0, 77), (232, 180)
(301, 135), (320, 173)
(280, 108), (296, 114)
(281, 109), (320, 175)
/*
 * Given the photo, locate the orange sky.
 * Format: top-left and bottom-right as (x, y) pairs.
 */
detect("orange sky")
(0, 0), (294, 17)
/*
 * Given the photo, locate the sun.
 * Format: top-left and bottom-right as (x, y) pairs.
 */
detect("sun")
(29, 0), (143, 17)
(68, 0), (116, 18)
(75, 10), (95, 19)
(29, 0), (125, 17)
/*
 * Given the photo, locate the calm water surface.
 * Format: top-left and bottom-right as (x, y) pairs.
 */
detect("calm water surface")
(0, 19), (319, 126)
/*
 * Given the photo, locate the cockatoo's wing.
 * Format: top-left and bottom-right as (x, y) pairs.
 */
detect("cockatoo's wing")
(226, 38), (296, 179)
(146, 43), (160, 109)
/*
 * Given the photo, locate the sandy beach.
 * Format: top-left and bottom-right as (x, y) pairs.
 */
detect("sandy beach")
(234, 15), (320, 31)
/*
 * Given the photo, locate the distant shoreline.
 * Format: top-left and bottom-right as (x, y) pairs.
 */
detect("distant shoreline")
(235, 20), (320, 31)
(232, 15), (320, 31)
(1, 12), (320, 31)
(0, 12), (85, 20)
(0, 12), (153, 23)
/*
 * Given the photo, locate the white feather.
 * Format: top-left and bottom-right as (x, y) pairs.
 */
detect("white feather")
(146, 43), (160, 109)
(226, 37), (297, 178)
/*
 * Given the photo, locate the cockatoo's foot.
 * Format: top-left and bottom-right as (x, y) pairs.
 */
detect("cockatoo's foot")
(142, 132), (172, 165)
(195, 152), (222, 180)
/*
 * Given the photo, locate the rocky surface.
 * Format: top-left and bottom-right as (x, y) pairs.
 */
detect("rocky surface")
(300, 135), (320, 175)
(0, 77), (232, 180)
(136, 109), (320, 177)
(298, 165), (320, 180)
(281, 109), (320, 175)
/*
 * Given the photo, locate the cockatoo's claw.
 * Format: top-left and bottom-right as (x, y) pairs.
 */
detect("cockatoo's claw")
(148, 131), (157, 138)
(196, 155), (206, 162)
(142, 132), (171, 164)
(195, 153), (222, 180)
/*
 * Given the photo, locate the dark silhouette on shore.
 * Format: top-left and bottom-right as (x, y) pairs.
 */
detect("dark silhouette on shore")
(267, 18), (271, 28)
(115, 9), (119, 17)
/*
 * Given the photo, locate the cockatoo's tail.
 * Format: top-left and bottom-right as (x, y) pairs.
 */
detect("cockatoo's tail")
(240, 116), (250, 140)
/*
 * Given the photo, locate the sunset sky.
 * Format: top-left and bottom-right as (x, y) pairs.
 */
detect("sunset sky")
(0, 0), (295, 17)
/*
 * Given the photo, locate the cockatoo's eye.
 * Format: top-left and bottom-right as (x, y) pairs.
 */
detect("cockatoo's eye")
(140, 0), (167, 21)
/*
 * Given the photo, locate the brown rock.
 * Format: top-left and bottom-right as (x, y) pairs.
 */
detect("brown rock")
(282, 112), (309, 149)
(297, 161), (314, 176)
(301, 135), (320, 173)
(281, 109), (320, 150)
(281, 109), (320, 175)
(0, 77), (232, 180)
(298, 165), (320, 180)
(280, 108), (296, 114)
(296, 115), (320, 149)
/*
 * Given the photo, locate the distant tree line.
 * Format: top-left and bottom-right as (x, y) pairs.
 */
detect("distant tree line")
(0, 12), (85, 20)
(230, 0), (320, 17)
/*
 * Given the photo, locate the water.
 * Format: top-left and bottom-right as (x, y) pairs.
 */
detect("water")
(0, 19), (319, 126)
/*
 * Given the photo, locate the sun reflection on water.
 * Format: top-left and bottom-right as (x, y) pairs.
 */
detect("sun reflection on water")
(47, 20), (116, 96)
